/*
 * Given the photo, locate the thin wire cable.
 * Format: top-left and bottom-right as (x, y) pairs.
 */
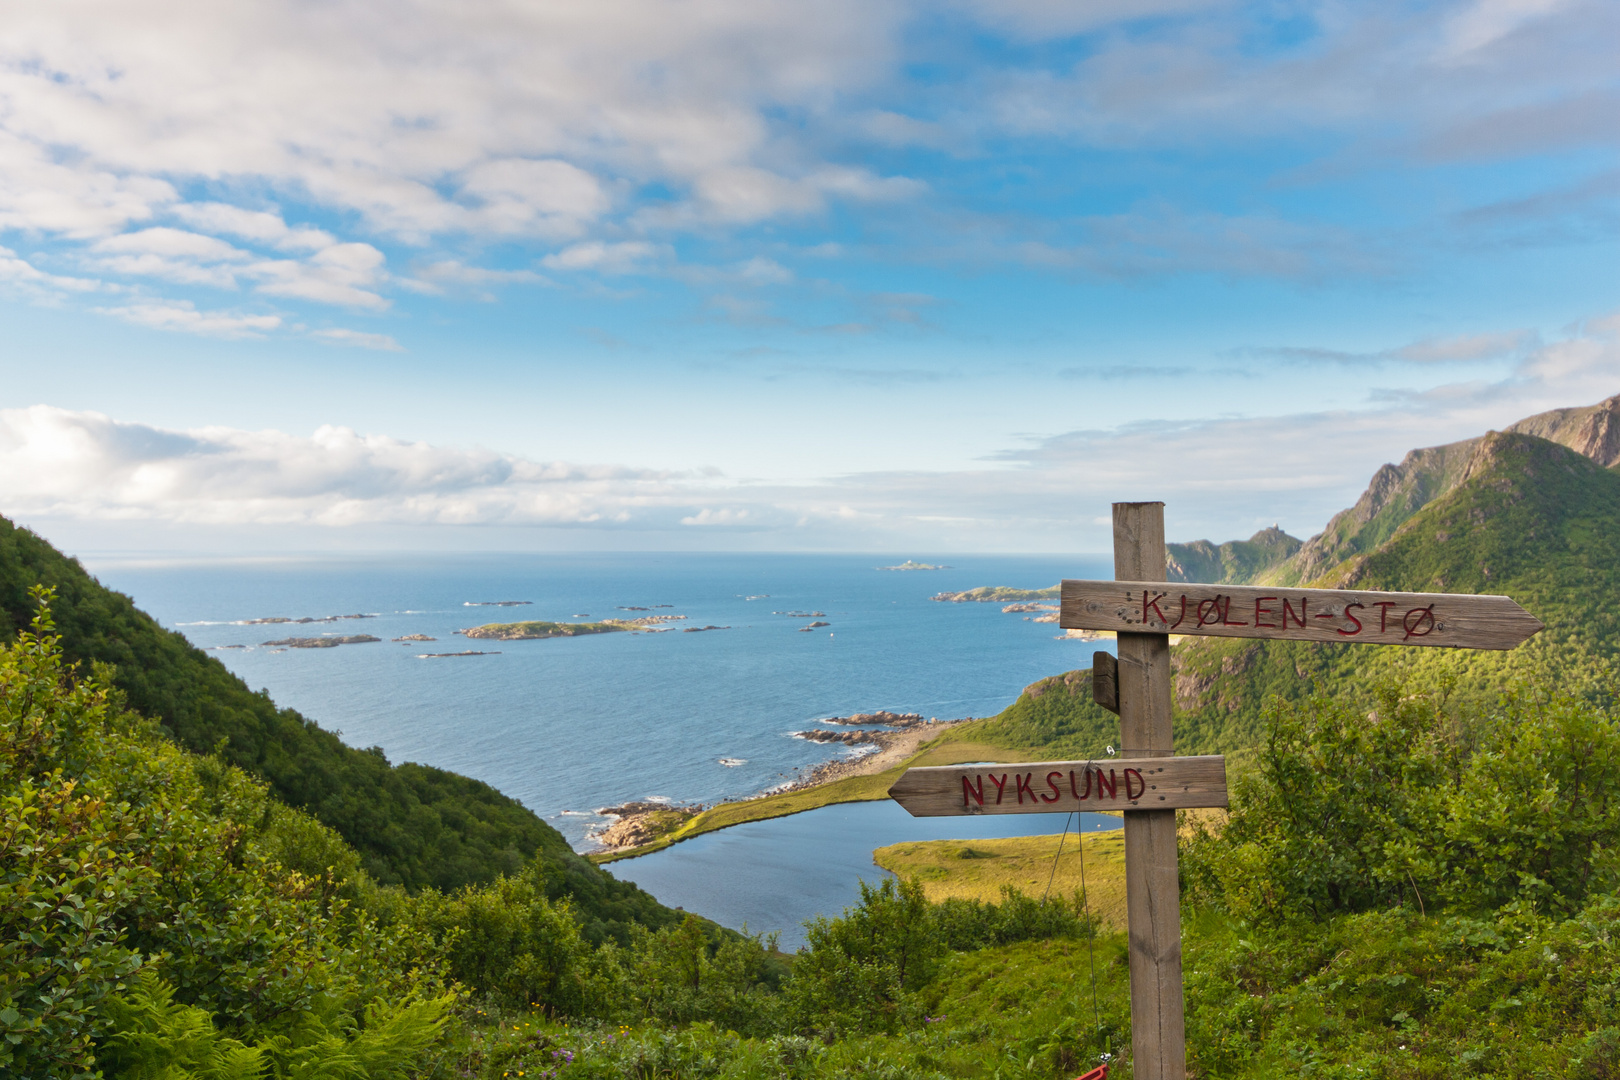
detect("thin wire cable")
(1077, 789), (1103, 1038)
(1042, 811), (1074, 903)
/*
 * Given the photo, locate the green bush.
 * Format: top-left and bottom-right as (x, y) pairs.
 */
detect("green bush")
(622, 915), (778, 1032)
(1184, 679), (1620, 923)
(932, 886), (1094, 952)
(0, 590), (456, 1077)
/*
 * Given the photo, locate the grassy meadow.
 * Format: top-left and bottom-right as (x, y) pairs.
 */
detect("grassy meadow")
(875, 830), (1129, 930)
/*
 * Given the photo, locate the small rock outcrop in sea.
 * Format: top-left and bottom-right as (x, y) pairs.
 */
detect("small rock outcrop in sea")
(417, 650), (500, 658)
(239, 613), (375, 625)
(798, 621), (831, 631)
(774, 610), (826, 617)
(463, 621), (630, 640)
(260, 635), (382, 648)
(682, 625), (730, 633)
(932, 585), (1060, 603)
(394, 634), (436, 642)
(795, 728), (886, 745)
(818, 711), (927, 727)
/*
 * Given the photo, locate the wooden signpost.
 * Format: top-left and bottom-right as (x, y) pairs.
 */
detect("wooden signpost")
(888, 502), (1543, 1080)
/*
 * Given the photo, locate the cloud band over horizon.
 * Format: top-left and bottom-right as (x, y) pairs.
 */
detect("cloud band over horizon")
(7, 311), (1615, 552)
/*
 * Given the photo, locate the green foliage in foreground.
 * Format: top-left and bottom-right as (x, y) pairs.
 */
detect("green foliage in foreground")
(0, 591), (458, 1078)
(1177, 680), (1620, 1076)
(1, 602), (1097, 1076)
(0, 515), (680, 941)
(13, 578), (1620, 1078)
(459, 678), (1620, 1080)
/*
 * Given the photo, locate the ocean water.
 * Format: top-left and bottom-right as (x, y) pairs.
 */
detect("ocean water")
(84, 552), (1116, 850)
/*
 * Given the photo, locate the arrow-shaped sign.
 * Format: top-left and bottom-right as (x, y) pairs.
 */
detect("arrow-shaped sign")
(1061, 580), (1542, 651)
(888, 755), (1228, 817)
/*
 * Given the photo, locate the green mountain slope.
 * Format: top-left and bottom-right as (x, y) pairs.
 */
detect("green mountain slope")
(1247, 392), (1620, 588)
(0, 516), (679, 941)
(962, 430), (1620, 767)
(1172, 431), (1620, 752)
(1266, 439), (1479, 586)
(1166, 526), (1301, 585)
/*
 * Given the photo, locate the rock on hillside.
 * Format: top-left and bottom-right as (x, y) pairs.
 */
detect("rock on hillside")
(1506, 391), (1620, 468)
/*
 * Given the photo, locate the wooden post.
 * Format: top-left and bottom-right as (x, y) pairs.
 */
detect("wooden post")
(1113, 502), (1184, 1079)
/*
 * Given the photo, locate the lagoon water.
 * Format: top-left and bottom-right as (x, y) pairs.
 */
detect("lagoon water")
(609, 800), (1123, 948)
(85, 551), (1119, 934)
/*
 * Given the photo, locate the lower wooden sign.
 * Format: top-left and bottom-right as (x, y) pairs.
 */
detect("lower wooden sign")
(888, 755), (1228, 816)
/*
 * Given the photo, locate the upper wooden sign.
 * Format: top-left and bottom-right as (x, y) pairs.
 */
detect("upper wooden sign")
(1060, 580), (1542, 651)
(888, 754), (1228, 817)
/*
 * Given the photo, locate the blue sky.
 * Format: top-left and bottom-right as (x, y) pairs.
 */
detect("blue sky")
(0, 0), (1616, 554)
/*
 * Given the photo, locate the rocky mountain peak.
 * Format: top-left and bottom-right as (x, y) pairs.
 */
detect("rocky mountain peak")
(1507, 391), (1620, 468)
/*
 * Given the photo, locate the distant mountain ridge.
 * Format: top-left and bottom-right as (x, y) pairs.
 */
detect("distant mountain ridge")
(1168, 392), (1620, 589)
(1166, 526), (1302, 585)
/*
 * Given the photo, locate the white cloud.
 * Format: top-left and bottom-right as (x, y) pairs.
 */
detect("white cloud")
(401, 259), (548, 298)
(89, 228), (252, 288)
(1440, 0), (1573, 60)
(4, 313), (1617, 550)
(312, 328), (403, 351)
(95, 302), (282, 337)
(541, 240), (666, 274)
(170, 203), (334, 251)
(0, 0), (1606, 327)
(242, 244), (389, 309)
(459, 159), (611, 237)
(680, 507), (753, 526)
(1393, 331), (1534, 362)
(0, 407), (681, 528)
(0, 245), (102, 295)
(0, 0), (913, 246)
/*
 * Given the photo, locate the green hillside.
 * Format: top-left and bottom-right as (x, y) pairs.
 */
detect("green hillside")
(1175, 432), (1620, 750)
(0, 516), (679, 942)
(951, 430), (1620, 767)
(1267, 438), (1479, 586)
(1260, 391), (1620, 587)
(1166, 525), (1300, 585)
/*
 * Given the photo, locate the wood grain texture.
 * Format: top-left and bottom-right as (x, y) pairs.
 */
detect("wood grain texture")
(886, 755), (1228, 816)
(1113, 502), (1186, 1080)
(1127, 808), (1184, 1080)
(1061, 579), (1542, 651)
